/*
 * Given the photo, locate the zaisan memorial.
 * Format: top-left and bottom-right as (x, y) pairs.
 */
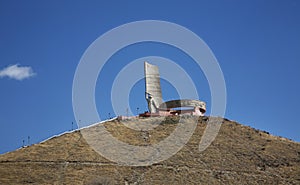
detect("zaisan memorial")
(138, 62), (206, 117)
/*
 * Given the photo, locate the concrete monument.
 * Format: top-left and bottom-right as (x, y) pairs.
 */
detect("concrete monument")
(143, 62), (206, 117)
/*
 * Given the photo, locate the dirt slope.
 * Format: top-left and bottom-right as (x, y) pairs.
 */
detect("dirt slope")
(0, 116), (299, 184)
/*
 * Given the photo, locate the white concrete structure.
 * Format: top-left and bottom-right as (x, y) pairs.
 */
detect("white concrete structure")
(143, 62), (206, 117)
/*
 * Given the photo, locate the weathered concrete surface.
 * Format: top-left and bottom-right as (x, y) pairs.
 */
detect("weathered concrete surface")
(159, 99), (206, 113)
(145, 62), (163, 113)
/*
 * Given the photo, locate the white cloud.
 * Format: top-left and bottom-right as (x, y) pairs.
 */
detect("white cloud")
(0, 64), (36, 80)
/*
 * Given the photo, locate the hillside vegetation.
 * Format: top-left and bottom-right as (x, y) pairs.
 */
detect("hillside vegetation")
(0, 116), (299, 184)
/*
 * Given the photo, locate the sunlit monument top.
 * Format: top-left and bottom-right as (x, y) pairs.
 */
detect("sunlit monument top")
(143, 62), (206, 117)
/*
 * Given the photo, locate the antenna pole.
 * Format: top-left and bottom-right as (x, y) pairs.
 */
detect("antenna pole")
(27, 136), (30, 146)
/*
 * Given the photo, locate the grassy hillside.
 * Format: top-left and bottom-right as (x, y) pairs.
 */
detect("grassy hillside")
(0, 116), (299, 184)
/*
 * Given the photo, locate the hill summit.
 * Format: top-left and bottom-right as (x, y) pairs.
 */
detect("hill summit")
(0, 116), (299, 184)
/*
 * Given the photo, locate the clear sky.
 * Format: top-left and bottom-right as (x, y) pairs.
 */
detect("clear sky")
(0, 0), (299, 154)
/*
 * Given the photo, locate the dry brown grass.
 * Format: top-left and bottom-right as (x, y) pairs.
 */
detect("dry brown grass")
(0, 116), (299, 184)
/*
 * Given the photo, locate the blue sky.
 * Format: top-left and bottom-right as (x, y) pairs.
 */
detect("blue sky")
(0, 0), (299, 154)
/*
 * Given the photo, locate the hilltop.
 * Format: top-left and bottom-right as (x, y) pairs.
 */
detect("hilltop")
(0, 116), (299, 184)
